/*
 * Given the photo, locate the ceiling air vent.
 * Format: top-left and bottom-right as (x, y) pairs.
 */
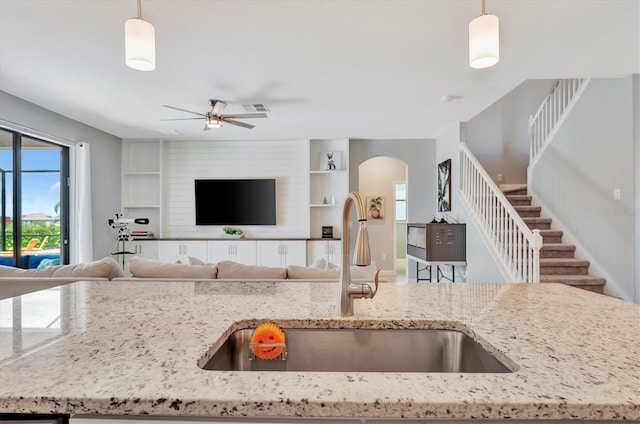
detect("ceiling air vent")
(243, 103), (270, 113)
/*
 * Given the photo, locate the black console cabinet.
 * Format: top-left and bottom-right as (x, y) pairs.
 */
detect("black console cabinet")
(407, 223), (466, 282)
(407, 223), (466, 262)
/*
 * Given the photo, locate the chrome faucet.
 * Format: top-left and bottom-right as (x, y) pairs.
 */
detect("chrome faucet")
(338, 192), (381, 316)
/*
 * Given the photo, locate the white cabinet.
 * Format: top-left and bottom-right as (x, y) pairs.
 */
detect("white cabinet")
(309, 139), (349, 239)
(307, 239), (341, 266)
(158, 240), (207, 263)
(121, 140), (162, 239)
(130, 240), (158, 260)
(207, 240), (257, 265)
(257, 240), (306, 267)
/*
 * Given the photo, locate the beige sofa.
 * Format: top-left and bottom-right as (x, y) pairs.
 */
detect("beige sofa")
(0, 256), (380, 299)
(118, 256), (378, 282)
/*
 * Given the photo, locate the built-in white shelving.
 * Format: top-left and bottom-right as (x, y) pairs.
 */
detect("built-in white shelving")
(121, 140), (162, 238)
(309, 138), (349, 239)
(120, 138), (349, 242)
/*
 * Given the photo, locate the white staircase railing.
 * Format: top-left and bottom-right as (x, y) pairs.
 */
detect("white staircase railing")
(529, 78), (590, 165)
(459, 142), (543, 283)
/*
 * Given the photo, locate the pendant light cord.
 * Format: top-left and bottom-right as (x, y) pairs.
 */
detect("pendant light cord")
(482, 0), (486, 16)
(137, 0), (142, 19)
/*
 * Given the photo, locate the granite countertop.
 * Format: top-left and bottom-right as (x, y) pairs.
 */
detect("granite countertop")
(0, 280), (638, 420)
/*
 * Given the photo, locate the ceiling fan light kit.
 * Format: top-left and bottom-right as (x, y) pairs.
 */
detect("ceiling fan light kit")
(469, 0), (499, 69)
(125, 0), (156, 71)
(205, 117), (222, 129)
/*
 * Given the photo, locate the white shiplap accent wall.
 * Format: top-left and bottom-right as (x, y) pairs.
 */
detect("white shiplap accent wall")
(163, 140), (310, 238)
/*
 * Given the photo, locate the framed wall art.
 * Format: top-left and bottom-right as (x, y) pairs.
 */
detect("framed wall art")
(438, 159), (451, 212)
(366, 195), (385, 219)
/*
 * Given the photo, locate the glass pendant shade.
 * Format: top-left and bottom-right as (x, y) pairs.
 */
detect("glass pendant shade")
(469, 14), (499, 69)
(125, 17), (156, 71)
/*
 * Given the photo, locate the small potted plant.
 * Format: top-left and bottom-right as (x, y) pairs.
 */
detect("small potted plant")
(222, 226), (244, 238)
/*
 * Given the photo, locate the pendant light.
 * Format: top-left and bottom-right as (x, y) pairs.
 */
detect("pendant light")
(469, 0), (499, 69)
(125, 0), (156, 71)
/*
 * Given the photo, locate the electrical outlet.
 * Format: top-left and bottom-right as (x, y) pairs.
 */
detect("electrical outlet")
(497, 173), (503, 182)
(381, 253), (387, 261)
(614, 188), (621, 200)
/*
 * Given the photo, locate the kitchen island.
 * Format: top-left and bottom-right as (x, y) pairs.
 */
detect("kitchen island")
(0, 280), (638, 421)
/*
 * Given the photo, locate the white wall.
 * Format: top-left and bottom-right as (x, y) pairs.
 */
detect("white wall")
(635, 74), (640, 303)
(163, 139), (309, 239)
(465, 79), (555, 184)
(358, 156), (406, 271)
(530, 76), (637, 301)
(0, 91), (121, 261)
(436, 122), (505, 283)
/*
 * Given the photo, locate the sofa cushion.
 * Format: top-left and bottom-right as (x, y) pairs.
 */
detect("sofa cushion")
(188, 256), (205, 265)
(0, 257), (123, 279)
(286, 265), (339, 280)
(216, 260), (286, 280)
(309, 257), (328, 269)
(129, 256), (217, 279)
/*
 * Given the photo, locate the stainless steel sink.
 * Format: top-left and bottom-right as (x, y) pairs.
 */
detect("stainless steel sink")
(201, 328), (514, 373)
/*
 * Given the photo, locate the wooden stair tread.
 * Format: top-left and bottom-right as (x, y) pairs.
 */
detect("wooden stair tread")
(523, 217), (552, 223)
(541, 243), (575, 251)
(500, 184), (528, 195)
(541, 275), (606, 286)
(505, 195), (532, 200)
(514, 206), (541, 211)
(540, 258), (590, 266)
(538, 230), (563, 236)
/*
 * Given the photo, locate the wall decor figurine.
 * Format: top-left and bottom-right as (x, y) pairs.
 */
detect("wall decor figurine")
(320, 151), (341, 171)
(366, 195), (385, 219)
(438, 159), (452, 212)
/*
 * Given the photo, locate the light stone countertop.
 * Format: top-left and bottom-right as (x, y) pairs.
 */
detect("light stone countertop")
(0, 280), (638, 420)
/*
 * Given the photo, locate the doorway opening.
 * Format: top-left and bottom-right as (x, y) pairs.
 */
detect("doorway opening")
(357, 156), (408, 281)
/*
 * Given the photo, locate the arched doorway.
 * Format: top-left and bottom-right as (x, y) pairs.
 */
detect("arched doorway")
(358, 156), (408, 282)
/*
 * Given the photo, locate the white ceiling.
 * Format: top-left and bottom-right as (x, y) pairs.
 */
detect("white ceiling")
(0, 0), (638, 141)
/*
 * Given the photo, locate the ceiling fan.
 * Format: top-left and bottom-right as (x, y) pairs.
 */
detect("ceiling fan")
(161, 99), (267, 130)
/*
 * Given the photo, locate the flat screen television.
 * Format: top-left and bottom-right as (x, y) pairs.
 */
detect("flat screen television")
(195, 179), (276, 225)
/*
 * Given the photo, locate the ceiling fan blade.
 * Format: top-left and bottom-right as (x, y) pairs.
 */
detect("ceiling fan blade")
(222, 118), (255, 129)
(220, 113), (268, 119)
(162, 105), (206, 117)
(161, 117), (204, 121)
(209, 99), (227, 116)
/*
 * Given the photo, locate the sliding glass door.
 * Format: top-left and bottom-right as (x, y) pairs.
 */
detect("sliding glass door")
(0, 128), (69, 268)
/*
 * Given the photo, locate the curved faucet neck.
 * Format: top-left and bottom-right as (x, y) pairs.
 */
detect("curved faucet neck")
(338, 191), (377, 316)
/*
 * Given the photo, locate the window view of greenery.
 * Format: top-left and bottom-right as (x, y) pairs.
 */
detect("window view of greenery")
(1, 131), (62, 267)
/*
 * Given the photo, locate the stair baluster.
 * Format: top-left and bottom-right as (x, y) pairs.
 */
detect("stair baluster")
(459, 142), (543, 283)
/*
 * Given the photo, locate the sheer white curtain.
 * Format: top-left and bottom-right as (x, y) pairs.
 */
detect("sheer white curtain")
(74, 142), (93, 263)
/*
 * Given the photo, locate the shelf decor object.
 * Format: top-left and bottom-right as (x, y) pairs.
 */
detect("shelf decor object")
(319, 151), (342, 171)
